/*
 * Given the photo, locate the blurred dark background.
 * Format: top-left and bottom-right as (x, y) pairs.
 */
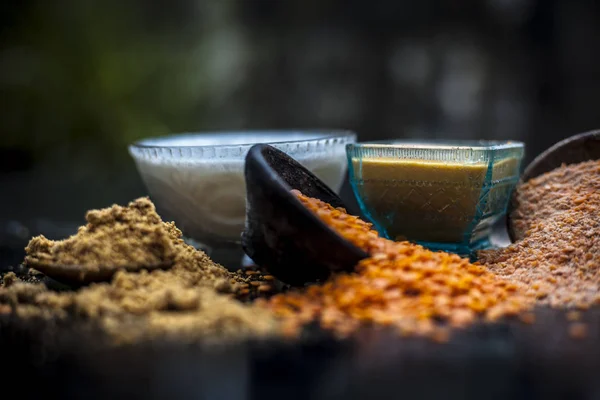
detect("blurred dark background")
(1, 0), (600, 253)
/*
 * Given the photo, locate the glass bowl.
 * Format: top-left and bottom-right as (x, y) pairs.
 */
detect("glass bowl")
(129, 130), (356, 266)
(346, 140), (524, 256)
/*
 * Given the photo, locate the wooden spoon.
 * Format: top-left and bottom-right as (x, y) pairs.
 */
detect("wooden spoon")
(241, 144), (368, 286)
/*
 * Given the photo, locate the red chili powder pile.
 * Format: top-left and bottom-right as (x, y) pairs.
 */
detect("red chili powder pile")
(262, 190), (534, 341)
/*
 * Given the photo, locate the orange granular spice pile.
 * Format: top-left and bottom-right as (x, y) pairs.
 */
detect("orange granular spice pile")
(263, 190), (534, 340)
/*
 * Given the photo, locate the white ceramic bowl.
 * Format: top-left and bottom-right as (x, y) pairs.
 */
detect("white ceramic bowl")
(129, 130), (356, 252)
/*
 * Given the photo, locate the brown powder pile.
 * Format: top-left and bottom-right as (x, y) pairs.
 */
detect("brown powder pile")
(1, 198), (280, 344)
(263, 190), (533, 341)
(18, 269), (276, 344)
(23, 197), (252, 291)
(26, 198), (176, 272)
(1, 273), (278, 344)
(479, 160), (600, 309)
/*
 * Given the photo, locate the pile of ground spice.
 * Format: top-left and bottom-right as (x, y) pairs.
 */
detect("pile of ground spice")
(0, 198), (280, 344)
(25, 198), (176, 274)
(479, 160), (600, 309)
(262, 190), (534, 341)
(0, 269), (277, 344)
(23, 197), (271, 293)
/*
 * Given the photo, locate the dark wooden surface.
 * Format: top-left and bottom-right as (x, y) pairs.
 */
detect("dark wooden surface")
(1, 305), (600, 400)
(2, 224), (600, 400)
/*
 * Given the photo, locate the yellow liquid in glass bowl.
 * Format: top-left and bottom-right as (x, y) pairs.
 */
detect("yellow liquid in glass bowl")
(351, 157), (520, 244)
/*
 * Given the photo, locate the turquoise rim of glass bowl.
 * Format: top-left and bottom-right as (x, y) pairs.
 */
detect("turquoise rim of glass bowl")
(346, 140), (524, 164)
